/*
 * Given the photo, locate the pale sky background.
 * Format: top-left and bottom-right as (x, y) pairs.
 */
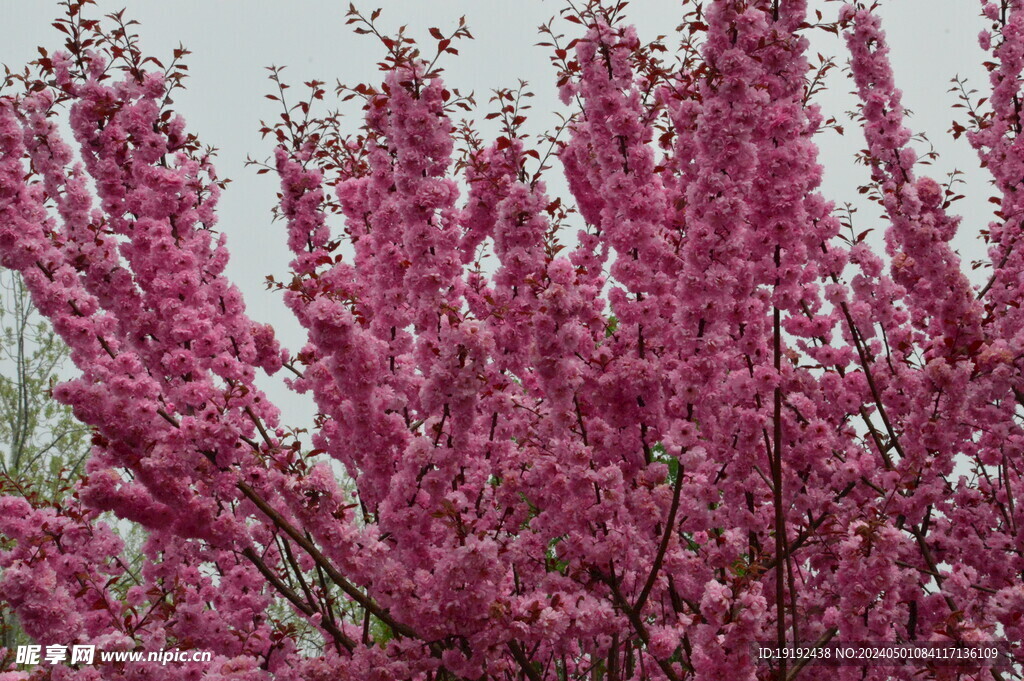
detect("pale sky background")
(0, 1), (999, 425)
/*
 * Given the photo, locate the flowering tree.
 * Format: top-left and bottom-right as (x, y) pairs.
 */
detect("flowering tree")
(0, 0), (1022, 679)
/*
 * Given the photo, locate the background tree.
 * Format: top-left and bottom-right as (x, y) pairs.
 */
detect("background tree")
(0, 269), (89, 493)
(0, 267), (90, 660)
(0, 1), (1022, 681)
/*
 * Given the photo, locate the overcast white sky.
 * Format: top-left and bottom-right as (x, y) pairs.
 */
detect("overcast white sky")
(0, 1), (999, 424)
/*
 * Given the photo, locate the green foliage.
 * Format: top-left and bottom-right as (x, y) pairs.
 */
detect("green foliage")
(651, 441), (679, 484)
(546, 535), (569, 575)
(0, 272), (89, 497)
(604, 314), (618, 338)
(0, 271), (93, 655)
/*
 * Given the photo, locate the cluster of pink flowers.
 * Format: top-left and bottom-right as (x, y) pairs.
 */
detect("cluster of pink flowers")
(0, 1), (1022, 679)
